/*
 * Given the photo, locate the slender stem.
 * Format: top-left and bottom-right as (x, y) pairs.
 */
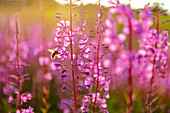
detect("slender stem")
(92, 2), (102, 113)
(127, 16), (133, 113)
(69, 0), (78, 112)
(16, 14), (22, 112)
(40, 0), (49, 112)
(40, 0), (46, 58)
(156, 4), (159, 34)
(147, 4), (159, 113)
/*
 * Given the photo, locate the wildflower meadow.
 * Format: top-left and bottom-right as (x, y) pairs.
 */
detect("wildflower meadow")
(0, 0), (170, 113)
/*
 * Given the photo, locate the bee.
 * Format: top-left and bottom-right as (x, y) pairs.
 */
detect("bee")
(48, 49), (60, 59)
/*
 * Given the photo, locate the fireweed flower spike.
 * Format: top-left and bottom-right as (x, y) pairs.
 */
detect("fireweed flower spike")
(7, 14), (34, 113)
(105, 1), (135, 112)
(92, 1), (103, 112)
(15, 14), (22, 112)
(87, 1), (110, 113)
(52, 0), (89, 112)
(135, 3), (169, 112)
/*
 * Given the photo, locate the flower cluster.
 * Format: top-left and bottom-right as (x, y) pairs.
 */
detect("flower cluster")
(53, 17), (91, 112)
(16, 106), (34, 113)
(137, 28), (169, 79)
(54, 20), (71, 60)
(82, 63), (110, 111)
(8, 93), (32, 104)
(104, 2), (135, 77)
(135, 4), (169, 79)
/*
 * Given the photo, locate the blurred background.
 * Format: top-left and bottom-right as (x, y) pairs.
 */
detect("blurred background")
(0, 0), (170, 113)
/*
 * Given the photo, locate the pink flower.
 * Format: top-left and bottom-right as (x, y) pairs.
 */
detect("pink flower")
(85, 77), (93, 88)
(118, 33), (126, 42)
(103, 59), (111, 67)
(99, 99), (107, 108)
(44, 72), (52, 81)
(92, 93), (100, 102)
(39, 57), (50, 66)
(8, 96), (13, 104)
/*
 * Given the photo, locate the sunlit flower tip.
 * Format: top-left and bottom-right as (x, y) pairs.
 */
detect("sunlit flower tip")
(118, 33), (126, 42)
(109, 44), (117, 52)
(65, 20), (70, 26)
(60, 20), (66, 26)
(8, 96), (13, 104)
(107, 0), (116, 5)
(44, 72), (52, 81)
(109, 7), (117, 14)
(98, 13), (101, 18)
(139, 5), (152, 20)
(57, 22), (62, 27)
(103, 59), (111, 67)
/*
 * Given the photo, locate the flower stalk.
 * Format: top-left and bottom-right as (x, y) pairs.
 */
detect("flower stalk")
(92, 1), (102, 112)
(16, 13), (22, 112)
(69, 0), (78, 112)
(147, 3), (159, 113)
(127, 15), (133, 113)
